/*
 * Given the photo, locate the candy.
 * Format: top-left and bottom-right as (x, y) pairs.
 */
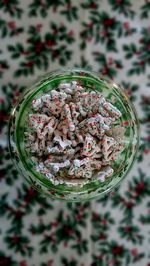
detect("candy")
(35, 163), (54, 180)
(102, 135), (117, 162)
(78, 104), (87, 117)
(81, 134), (97, 157)
(53, 130), (72, 149)
(75, 130), (84, 143)
(47, 146), (63, 154)
(63, 104), (75, 132)
(68, 158), (93, 179)
(69, 102), (80, 125)
(70, 80), (78, 89)
(98, 95), (122, 119)
(61, 178), (89, 187)
(68, 131), (78, 147)
(46, 117), (58, 132)
(58, 83), (72, 93)
(57, 118), (68, 135)
(29, 138), (39, 153)
(45, 160), (71, 173)
(25, 80), (125, 187)
(79, 114), (110, 138)
(91, 159), (102, 170)
(41, 94), (51, 106)
(29, 113), (50, 138)
(41, 90), (68, 117)
(32, 98), (43, 111)
(97, 166), (114, 182)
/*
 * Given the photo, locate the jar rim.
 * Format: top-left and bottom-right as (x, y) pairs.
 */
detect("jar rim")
(8, 68), (140, 201)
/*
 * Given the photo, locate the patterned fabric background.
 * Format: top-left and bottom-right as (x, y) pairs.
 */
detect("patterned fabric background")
(0, 0), (150, 265)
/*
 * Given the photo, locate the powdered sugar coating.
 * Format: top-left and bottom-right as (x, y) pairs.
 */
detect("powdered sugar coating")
(25, 81), (125, 187)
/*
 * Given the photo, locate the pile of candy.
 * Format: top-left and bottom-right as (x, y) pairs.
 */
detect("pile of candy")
(25, 81), (125, 187)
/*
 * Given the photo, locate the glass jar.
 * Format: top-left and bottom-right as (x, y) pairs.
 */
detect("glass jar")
(8, 68), (139, 201)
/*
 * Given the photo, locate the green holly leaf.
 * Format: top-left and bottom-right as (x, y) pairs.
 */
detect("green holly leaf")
(8, 45), (16, 52)
(29, 9), (37, 17)
(12, 53), (20, 59)
(140, 2), (150, 19)
(40, 8), (47, 17)
(14, 69), (23, 77)
(16, 43), (24, 52)
(1, 26), (7, 38)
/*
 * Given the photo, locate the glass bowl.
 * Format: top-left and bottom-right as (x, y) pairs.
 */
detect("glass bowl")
(8, 68), (139, 201)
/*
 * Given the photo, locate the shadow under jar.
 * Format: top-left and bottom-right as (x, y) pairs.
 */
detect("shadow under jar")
(8, 68), (139, 201)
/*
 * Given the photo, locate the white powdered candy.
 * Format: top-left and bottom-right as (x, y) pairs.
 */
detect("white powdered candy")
(25, 81), (125, 187)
